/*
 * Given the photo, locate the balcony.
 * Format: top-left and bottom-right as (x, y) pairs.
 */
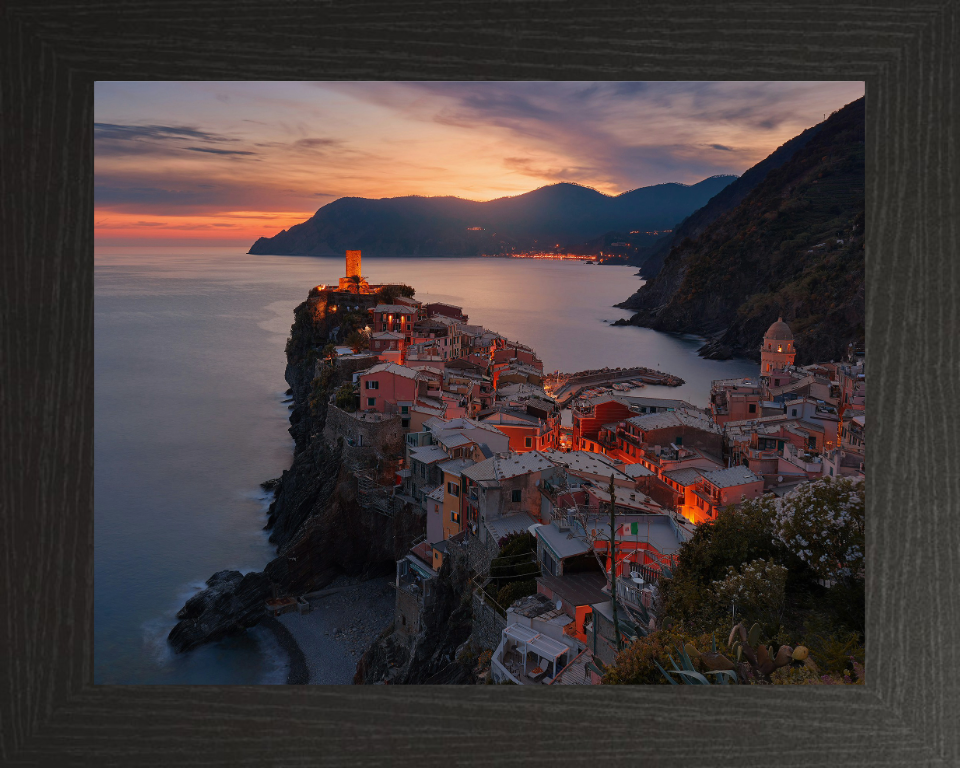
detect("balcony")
(748, 449), (780, 461)
(691, 487), (721, 508)
(616, 578), (653, 611)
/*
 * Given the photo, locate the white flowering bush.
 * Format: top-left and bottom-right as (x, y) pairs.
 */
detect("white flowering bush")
(710, 558), (788, 627)
(772, 477), (865, 581)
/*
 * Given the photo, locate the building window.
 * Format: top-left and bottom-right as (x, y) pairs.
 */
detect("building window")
(511, 489), (522, 503)
(367, 397), (376, 407)
(401, 418), (410, 428)
(524, 437), (533, 448)
(791, 409), (798, 417)
(748, 403), (757, 414)
(365, 380), (379, 390)
(401, 405), (409, 414)
(447, 482), (459, 497)
(451, 511), (460, 523)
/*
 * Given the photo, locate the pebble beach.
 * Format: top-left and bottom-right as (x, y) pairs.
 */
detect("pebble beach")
(273, 575), (396, 684)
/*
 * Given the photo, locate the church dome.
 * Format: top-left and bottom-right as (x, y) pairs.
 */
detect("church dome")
(764, 317), (794, 341)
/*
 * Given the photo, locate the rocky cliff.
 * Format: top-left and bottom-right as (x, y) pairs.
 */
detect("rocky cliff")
(616, 97), (865, 365)
(353, 551), (476, 685)
(168, 288), (424, 655)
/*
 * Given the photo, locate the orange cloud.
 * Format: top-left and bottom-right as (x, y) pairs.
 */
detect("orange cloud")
(93, 210), (312, 243)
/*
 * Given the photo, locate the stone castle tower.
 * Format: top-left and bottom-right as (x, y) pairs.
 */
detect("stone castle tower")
(338, 250), (368, 291)
(760, 317), (796, 374)
(346, 250), (361, 279)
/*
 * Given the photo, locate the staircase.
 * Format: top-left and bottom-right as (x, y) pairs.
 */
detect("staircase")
(356, 469), (395, 517)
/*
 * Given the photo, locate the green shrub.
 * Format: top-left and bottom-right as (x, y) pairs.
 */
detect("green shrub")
(495, 579), (537, 609)
(604, 629), (716, 685)
(335, 383), (356, 412)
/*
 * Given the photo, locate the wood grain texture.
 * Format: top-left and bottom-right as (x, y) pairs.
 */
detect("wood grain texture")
(1, 0), (957, 765)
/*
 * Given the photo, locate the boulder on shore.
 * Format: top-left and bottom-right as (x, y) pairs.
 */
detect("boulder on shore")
(168, 570), (273, 653)
(260, 477), (283, 492)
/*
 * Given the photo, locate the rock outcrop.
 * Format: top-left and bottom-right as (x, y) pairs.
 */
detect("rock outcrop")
(168, 570), (272, 653)
(167, 290), (424, 655)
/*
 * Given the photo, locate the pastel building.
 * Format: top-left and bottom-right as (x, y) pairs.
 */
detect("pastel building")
(372, 304), (418, 345)
(425, 302), (468, 323)
(357, 362), (430, 421)
(688, 466), (764, 522)
(370, 331), (405, 363)
(709, 378), (763, 426)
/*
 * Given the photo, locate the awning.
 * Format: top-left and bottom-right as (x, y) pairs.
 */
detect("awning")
(503, 624), (569, 675)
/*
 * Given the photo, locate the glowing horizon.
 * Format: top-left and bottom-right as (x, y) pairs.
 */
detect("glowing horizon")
(95, 81), (865, 246)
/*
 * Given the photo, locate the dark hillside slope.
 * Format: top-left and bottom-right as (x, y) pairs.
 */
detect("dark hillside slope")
(615, 97), (865, 365)
(635, 121), (826, 278)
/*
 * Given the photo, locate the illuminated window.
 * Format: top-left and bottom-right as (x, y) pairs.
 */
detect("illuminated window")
(778, 344), (783, 352)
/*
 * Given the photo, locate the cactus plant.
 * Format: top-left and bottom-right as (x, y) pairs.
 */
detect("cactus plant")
(658, 622), (814, 684)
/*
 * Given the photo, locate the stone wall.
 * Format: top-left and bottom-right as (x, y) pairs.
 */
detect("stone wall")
(323, 404), (404, 473)
(467, 530), (499, 576)
(470, 590), (506, 653)
(336, 355), (379, 380)
(395, 585), (422, 638)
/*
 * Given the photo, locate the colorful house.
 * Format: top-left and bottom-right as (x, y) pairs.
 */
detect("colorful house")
(688, 466), (764, 522)
(357, 362), (429, 419)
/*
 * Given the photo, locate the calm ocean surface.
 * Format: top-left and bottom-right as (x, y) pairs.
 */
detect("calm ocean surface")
(94, 246), (758, 684)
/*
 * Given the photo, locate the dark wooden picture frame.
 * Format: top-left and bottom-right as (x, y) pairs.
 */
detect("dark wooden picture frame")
(2, 1), (957, 765)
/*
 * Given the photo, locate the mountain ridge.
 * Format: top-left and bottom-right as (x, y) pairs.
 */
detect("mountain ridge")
(248, 176), (737, 257)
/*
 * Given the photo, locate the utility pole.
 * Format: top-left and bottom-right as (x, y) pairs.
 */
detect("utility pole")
(608, 474), (621, 652)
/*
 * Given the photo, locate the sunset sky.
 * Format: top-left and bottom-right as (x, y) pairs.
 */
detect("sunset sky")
(94, 81), (865, 246)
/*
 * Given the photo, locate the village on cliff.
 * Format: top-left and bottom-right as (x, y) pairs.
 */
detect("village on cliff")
(276, 250), (866, 685)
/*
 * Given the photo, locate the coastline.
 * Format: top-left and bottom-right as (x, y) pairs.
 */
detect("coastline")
(260, 616), (309, 685)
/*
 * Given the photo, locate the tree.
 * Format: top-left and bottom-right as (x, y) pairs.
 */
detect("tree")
(335, 383), (356, 412)
(375, 284), (416, 304)
(772, 477), (864, 583)
(709, 558), (788, 632)
(482, 532), (539, 611)
(346, 274), (364, 295)
(321, 343), (338, 362)
(607, 474), (621, 651)
(345, 328), (370, 353)
(656, 496), (783, 633)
